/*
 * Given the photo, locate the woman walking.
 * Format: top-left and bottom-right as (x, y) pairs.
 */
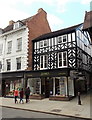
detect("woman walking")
(14, 88), (19, 104)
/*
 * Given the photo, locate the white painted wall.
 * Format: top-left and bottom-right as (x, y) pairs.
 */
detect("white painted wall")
(0, 26), (29, 72)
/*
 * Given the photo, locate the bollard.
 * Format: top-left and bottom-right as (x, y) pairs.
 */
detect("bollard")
(78, 92), (81, 105)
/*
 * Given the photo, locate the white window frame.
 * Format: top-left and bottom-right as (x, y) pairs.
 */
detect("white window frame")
(13, 22), (22, 29)
(58, 51), (67, 68)
(40, 55), (48, 69)
(58, 35), (67, 44)
(6, 59), (11, 71)
(17, 38), (22, 51)
(7, 41), (12, 54)
(40, 40), (48, 48)
(16, 57), (21, 70)
(0, 44), (3, 55)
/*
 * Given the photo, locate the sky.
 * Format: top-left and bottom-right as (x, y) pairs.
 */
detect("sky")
(0, 0), (92, 31)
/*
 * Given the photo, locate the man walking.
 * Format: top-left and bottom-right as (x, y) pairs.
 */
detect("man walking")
(25, 87), (30, 103)
(19, 88), (24, 104)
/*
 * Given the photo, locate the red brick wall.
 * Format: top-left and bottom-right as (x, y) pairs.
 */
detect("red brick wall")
(26, 8), (51, 70)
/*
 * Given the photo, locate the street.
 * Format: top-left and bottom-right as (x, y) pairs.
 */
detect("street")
(1, 107), (85, 120)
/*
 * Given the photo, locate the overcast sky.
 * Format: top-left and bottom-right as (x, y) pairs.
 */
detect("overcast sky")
(0, 0), (91, 31)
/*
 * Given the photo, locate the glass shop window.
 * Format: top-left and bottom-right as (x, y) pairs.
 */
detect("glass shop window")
(27, 78), (41, 95)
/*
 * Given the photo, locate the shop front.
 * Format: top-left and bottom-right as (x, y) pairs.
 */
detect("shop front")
(2, 71), (24, 97)
(26, 68), (75, 101)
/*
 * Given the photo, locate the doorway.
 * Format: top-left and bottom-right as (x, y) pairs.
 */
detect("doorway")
(41, 77), (53, 98)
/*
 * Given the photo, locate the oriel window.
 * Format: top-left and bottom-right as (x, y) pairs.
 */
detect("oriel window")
(16, 57), (21, 70)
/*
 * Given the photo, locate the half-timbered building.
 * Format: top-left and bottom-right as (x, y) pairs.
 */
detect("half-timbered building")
(26, 23), (92, 101)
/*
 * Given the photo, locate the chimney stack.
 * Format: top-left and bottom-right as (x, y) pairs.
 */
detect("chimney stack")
(9, 20), (15, 25)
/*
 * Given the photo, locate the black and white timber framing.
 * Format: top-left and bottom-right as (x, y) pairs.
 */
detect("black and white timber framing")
(33, 23), (92, 73)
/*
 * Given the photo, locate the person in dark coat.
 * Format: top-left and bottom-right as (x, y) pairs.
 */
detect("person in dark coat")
(25, 87), (30, 103)
(19, 88), (24, 104)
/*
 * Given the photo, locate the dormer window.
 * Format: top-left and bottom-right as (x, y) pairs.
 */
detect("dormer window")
(13, 21), (23, 29)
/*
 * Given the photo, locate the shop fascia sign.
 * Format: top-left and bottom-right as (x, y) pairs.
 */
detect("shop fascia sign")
(41, 72), (50, 76)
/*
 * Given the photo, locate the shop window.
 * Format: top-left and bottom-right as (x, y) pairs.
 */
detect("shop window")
(54, 77), (66, 96)
(16, 57), (21, 70)
(27, 78), (41, 95)
(6, 59), (11, 71)
(7, 41), (12, 54)
(58, 51), (67, 67)
(16, 38), (22, 51)
(40, 55), (48, 69)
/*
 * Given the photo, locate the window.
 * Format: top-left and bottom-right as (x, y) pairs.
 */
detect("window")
(0, 44), (3, 55)
(13, 22), (23, 29)
(6, 59), (11, 71)
(16, 57), (21, 70)
(7, 41), (12, 54)
(58, 52), (67, 67)
(40, 41), (43, 48)
(58, 37), (62, 44)
(44, 40), (48, 47)
(40, 40), (48, 48)
(63, 35), (67, 42)
(58, 35), (67, 44)
(40, 55), (48, 69)
(17, 38), (22, 51)
(0, 61), (2, 71)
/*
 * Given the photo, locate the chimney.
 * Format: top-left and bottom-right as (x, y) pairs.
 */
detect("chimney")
(9, 20), (15, 25)
(37, 8), (46, 14)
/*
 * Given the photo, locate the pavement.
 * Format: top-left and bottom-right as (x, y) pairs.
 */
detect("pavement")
(0, 92), (92, 120)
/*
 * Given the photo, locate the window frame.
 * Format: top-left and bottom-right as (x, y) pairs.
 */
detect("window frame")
(16, 57), (21, 70)
(6, 59), (11, 71)
(58, 51), (67, 68)
(40, 55), (48, 69)
(58, 35), (67, 44)
(16, 38), (22, 51)
(7, 41), (12, 54)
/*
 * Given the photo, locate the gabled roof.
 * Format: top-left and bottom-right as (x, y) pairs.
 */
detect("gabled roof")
(83, 11), (92, 30)
(2, 8), (45, 34)
(32, 23), (82, 42)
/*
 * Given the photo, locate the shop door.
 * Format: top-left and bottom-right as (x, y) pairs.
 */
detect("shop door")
(45, 78), (50, 98)
(45, 78), (53, 98)
(2, 80), (5, 96)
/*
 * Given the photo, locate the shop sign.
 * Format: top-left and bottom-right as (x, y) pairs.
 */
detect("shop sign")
(27, 74), (33, 77)
(41, 72), (50, 76)
(58, 72), (66, 76)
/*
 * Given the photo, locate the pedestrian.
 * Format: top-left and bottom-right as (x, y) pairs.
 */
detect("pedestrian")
(14, 88), (19, 104)
(25, 87), (30, 103)
(78, 92), (81, 105)
(19, 88), (24, 104)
